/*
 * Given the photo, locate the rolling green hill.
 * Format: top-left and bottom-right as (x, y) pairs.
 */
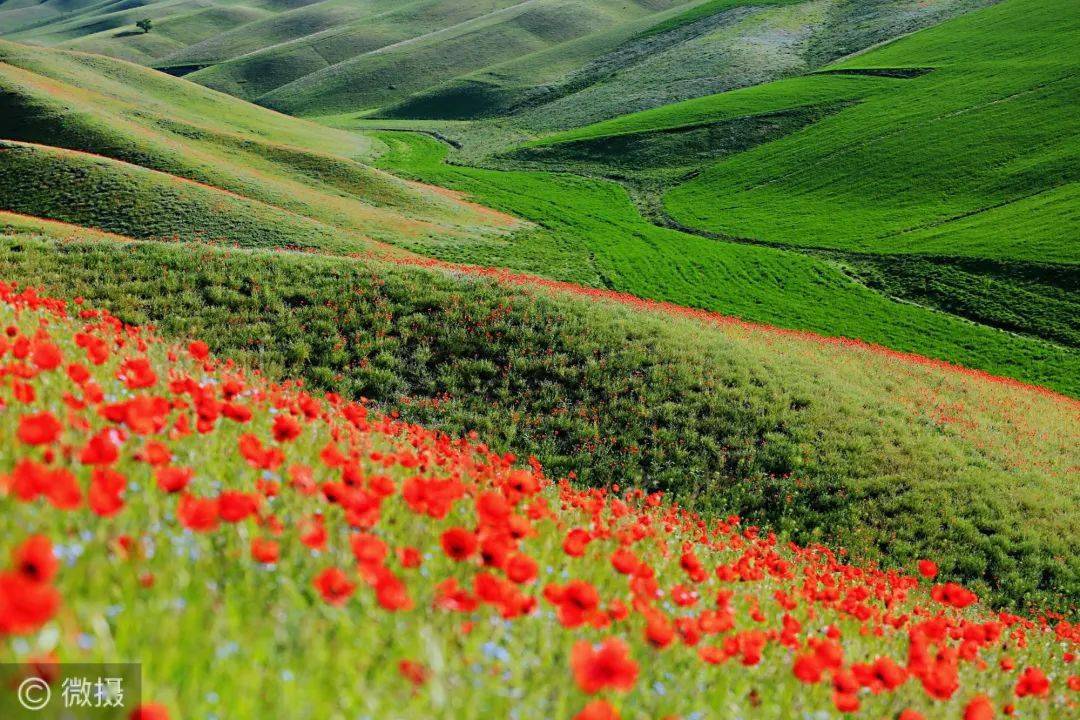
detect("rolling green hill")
(2, 0), (993, 128)
(335, 0), (1077, 381)
(661, 0), (1080, 261)
(512, 0), (1078, 263)
(0, 39), (513, 249)
(522, 0), (1078, 265)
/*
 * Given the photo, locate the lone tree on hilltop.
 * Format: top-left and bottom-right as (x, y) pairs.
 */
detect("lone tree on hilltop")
(136, 18), (153, 34)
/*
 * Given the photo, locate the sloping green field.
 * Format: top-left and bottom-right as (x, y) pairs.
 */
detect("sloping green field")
(3, 0), (993, 129)
(357, 131), (1080, 395)
(376, 0), (1077, 367)
(657, 0), (1080, 261)
(0, 39), (512, 249)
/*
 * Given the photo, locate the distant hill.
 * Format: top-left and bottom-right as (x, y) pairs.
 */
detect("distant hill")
(0, 39), (513, 249)
(1, 0), (994, 124)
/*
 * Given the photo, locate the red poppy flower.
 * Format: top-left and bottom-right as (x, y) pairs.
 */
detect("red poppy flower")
(222, 402), (253, 423)
(0, 572), (60, 634)
(610, 548), (639, 575)
(563, 528), (591, 557)
(918, 559), (939, 579)
(188, 341), (209, 361)
(250, 538), (280, 565)
(17, 412), (63, 446)
(644, 612), (675, 649)
(373, 567), (413, 612)
(118, 357), (158, 389)
(313, 568), (355, 606)
(12, 535), (58, 584)
(272, 414), (302, 443)
(31, 341), (62, 371)
(177, 494), (219, 532)
(931, 583), (977, 609)
(89, 467), (127, 517)
(397, 546), (422, 569)
(440, 527), (477, 562)
(793, 653), (824, 684)
(139, 441), (172, 466)
(964, 694), (995, 720)
(80, 430), (119, 465)
(350, 533), (388, 569)
(505, 553), (538, 584)
(398, 660), (429, 687)
(129, 702), (170, 720)
(832, 691), (860, 713)
(571, 638), (639, 694)
(219, 491), (258, 522)
(573, 699), (620, 720)
(238, 434), (284, 470)
(1015, 666), (1050, 697)
(156, 466), (193, 494)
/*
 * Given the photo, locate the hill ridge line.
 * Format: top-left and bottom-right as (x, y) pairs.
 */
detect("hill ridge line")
(254, 0), (545, 102)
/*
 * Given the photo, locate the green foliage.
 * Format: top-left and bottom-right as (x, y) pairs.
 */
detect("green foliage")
(136, 19), (154, 35)
(0, 233), (1076, 609)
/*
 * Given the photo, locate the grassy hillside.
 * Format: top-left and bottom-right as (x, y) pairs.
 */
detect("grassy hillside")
(350, 0), (1077, 366)
(3, 0), (993, 129)
(658, 0), (1079, 260)
(0, 39), (512, 248)
(0, 281), (1075, 719)
(6, 33), (1074, 397)
(348, 130), (1080, 395)
(0, 228), (1077, 611)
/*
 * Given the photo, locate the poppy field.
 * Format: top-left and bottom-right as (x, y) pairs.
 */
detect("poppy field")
(0, 279), (1077, 719)
(2, 233), (1077, 612)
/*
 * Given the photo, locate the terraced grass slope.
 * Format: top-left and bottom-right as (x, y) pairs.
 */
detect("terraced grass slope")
(1, 226), (1077, 610)
(0, 39), (511, 249)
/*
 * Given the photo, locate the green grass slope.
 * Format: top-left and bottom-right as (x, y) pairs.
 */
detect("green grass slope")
(4, 0), (990, 130)
(255, 0), (716, 117)
(0, 228), (1077, 609)
(0, 140), (353, 250)
(487, 0), (1077, 353)
(0, 39), (512, 249)
(502, 0), (992, 133)
(348, 130), (1080, 396)
(659, 0), (1079, 261)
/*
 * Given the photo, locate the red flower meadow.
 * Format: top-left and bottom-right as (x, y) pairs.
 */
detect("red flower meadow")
(0, 281), (1075, 718)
